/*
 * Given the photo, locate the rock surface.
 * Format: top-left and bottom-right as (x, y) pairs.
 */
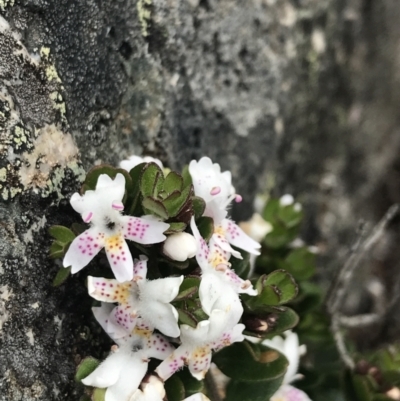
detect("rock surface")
(1, 0), (400, 399)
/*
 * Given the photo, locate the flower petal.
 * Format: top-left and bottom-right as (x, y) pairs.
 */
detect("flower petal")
(221, 219), (261, 255)
(155, 344), (189, 381)
(141, 276), (183, 304)
(188, 345), (212, 380)
(63, 227), (105, 273)
(145, 333), (175, 360)
(212, 231), (242, 259)
(81, 350), (122, 388)
(184, 394), (211, 401)
(271, 384), (312, 401)
(88, 276), (133, 303)
(104, 235), (134, 282)
(140, 301), (180, 338)
(133, 255), (148, 280)
(110, 305), (138, 337)
(190, 217), (210, 270)
(199, 272), (225, 316)
(122, 215), (168, 244)
(105, 351), (148, 401)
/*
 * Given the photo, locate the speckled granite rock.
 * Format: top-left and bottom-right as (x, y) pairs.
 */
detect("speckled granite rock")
(1, 0), (400, 399)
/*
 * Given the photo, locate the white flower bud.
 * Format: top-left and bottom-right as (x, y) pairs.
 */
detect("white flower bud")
(279, 194), (294, 206)
(239, 213), (273, 243)
(163, 232), (197, 261)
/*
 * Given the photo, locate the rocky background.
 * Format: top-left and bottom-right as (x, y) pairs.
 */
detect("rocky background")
(1, 0), (400, 399)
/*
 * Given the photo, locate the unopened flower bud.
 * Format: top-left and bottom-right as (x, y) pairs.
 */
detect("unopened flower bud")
(243, 313), (278, 334)
(163, 232), (197, 261)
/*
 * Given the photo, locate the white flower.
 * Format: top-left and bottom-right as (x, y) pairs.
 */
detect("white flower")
(120, 155), (163, 171)
(131, 376), (210, 401)
(239, 213), (273, 243)
(270, 385), (312, 401)
(156, 309), (245, 381)
(184, 394), (211, 401)
(189, 157), (236, 210)
(262, 331), (312, 401)
(82, 344), (148, 401)
(130, 376), (166, 401)
(189, 157), (261, 256)
(63, 173), (169, 282)
(262, 330), (306, 385)
(82, 331), (173, 401)
(163, 232), (197, 262)
(88, 256), (183, 338)
(190, 218), (257, 296)
(280, 194), (294, 207)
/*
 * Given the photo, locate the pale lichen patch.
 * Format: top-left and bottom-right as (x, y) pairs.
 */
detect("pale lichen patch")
(0, 1), (15, 14)
(23, 215), (47, 243)
(18, 124), (81, 190)
(26, 328), (35, 346)
(0, 285), (13, 301)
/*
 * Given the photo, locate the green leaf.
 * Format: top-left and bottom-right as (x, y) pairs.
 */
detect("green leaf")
(140, 162), (164, 197)
(262, 198), (280, 224)
(75, 357), (100, 382)
(176, 368), (204, 396)
(164, 171), (184, 194)
(79, 396), (91, 401)
(52, 266), (71, 287)
(165, 374), (185, 401)
(284, 247), (316, 281)
(278, 203), (304, 228)
(225, 377), (283, 401)
(174, 277), (200, 301)
(243, 271), (298, 310)
(128, 162), (146, 214)
(264, 224), (298, 249)
(165, 222), (187, 234)
(163, 190), (186, 217)
(192, 196), (206, 219)
(48, 225), (76, 244)
(92, 388), (106, 401)
(213, 341), (288, 382)
(83, 165), (132, 196)
(196, 216), (214, 242)
(142, 197), (169, 219)
(49, 241), (65, 259)
(177, 309), (198, 328)
(182, 165), (193, 188)
(229, 248), (250, 279)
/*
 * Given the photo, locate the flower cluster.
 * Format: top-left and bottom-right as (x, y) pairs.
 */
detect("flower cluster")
(54, 155), (272, 401)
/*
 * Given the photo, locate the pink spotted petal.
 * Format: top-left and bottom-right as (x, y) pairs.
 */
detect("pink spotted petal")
(104, 235), (134, 282)
(190, 217), (210, 270)
(133, 255), (148, 281)
(122, 215), (169, 244)
(110, 305), (138, 337)
(211, 323), (245, 351)
(208, 237), (234, 267)
(155, 345), (189, 381)
(188, 346), (212, 380)
(212, 231), (242, 259)
(145, 333), (175, 360)
(223, 269), (257, 296)
(221, 219), (261, 255)
(271, 385), (312, 401)
(88, 276), (133, 303)
(63, 227), (105, 273)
